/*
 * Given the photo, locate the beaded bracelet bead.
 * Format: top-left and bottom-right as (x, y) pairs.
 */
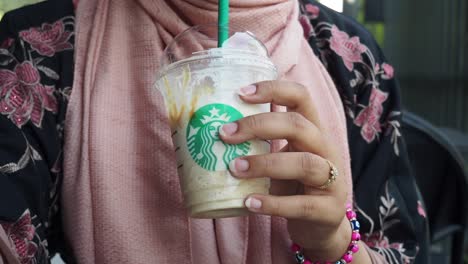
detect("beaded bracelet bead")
(291, 204), (361, 264)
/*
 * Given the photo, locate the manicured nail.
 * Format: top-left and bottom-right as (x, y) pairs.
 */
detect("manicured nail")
(220, 122), (238, 137)
(245, 197), (262, 210)
(238, 85), (257, 96)
(229, 159), (249, 173)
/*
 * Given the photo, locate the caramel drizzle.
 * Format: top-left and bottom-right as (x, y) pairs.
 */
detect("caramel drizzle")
(163, 66), (214, 129)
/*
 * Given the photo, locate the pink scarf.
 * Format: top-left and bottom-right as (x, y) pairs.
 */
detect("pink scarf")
(62, 0), (353, 263)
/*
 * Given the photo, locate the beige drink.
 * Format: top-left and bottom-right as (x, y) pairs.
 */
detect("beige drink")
(156, 26), (277, 218)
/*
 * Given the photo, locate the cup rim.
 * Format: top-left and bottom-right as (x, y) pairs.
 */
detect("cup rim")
(162, 23), (270, 58)
(157, 48), (277, 79)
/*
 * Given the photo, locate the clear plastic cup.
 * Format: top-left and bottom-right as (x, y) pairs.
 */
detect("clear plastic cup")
(155, 25), (277, 218)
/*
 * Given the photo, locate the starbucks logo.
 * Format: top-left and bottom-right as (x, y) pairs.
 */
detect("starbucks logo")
(187, 103), (251, 171)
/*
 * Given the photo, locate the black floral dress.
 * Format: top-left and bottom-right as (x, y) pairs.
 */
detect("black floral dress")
(0, 0), (74, 263)
(0, 0), (429, 263)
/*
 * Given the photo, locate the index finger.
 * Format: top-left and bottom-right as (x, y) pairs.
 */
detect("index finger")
(239, 81), (320, 127)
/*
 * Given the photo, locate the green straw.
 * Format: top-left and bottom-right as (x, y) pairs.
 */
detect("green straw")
(218, 0), (229, 47)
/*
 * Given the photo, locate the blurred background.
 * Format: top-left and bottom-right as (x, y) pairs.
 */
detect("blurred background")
(1, 0), (467, 263)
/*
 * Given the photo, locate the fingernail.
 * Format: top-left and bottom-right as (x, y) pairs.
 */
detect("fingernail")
(238, 85), (257, 96)
(229, 159), (249, 173)
(220, 122), (238, 136)
(245, 197), (262, 210)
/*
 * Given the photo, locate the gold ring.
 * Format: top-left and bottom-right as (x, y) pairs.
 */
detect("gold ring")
(318, 160), (338, 189)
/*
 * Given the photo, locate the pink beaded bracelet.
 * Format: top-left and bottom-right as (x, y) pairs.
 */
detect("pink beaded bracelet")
(291, 204), (361, 264)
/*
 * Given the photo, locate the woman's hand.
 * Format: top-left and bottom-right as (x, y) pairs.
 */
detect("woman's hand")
(219, 81), (365, 261)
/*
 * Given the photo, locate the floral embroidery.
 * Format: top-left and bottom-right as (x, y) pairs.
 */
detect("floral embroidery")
(354, 88), (388, 143)
(329, 26), (367, 71)
(382, 63), (395, 79)
(19, 20), (73, 57)
(356, 182), (417, 264)
(0, 138), (42, 174)
(385, 111), (402, 156)
(417, 201), (427, 218)
(0, 210), (38, 264)
(299, 15), (314, 38)
(0, 38), (14, 49)
(299, 4), (402, 150)
(304, 3), (320, 19)
(364, 232), (414, 264)
(0, 17), (73, 129)
(296, 3), (423, 263)
(0, 13), (74, 264)
(365, 232), (406, 251)
(0, 61), (57, 128)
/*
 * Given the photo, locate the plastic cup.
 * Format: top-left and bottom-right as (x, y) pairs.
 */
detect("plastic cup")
(155, 25), (277, 218)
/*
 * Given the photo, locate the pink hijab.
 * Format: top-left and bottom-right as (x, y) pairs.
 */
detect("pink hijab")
(62, 0), (354, 263)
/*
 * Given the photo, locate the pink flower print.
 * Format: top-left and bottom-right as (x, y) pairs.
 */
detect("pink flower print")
(374, 63), (380, 74)
(305, 4), (320, 19)
(299, 15), (314, 38)
(0, 61), (57, 128)
(330, 26), (367, 71)
(382, 63), (395, 79)
(417, 201), (427, 218)
(364, 232), (405, 251)
(0, 38), (14, 49)
(19, 20), (73, 57)
(0, 210), (38, 264)
(354, 88), (388, 143)
(355, 107), (382, 143)
(15, 62), (40, 85)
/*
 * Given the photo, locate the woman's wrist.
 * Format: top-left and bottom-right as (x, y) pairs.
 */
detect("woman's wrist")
(302, 215), (351, 261)
(296, 205), (372, 264)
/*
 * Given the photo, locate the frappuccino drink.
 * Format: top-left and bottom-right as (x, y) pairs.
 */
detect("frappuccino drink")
(156, 26), (277, 218)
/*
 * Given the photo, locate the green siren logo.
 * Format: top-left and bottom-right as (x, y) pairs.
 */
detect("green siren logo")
(187, 103), (251, 171)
